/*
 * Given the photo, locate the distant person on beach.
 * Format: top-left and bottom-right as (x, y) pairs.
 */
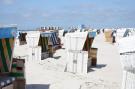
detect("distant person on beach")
(102, 29), (104, 33)
(97, 29), (100, 34)
(112, 30), (116, 43)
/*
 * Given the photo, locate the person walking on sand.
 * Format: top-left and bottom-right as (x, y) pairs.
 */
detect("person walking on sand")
(112, 30), (116, 43)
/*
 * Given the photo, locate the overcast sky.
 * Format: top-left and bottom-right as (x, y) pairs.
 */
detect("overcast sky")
(0, 0), (135, 29)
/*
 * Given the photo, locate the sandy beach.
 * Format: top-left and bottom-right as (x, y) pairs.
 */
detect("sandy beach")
(16, 33), (123, 89)
(1, 0), (135, 89)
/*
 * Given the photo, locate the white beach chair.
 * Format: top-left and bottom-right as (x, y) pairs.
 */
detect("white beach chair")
(65, 32), (88, 51)
(26, 31), (40, 48)
(65, 32), (89, 74)
(117, 36), (135, 89)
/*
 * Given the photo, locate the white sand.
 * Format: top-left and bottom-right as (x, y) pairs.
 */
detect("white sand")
(14, 33), (123, 89)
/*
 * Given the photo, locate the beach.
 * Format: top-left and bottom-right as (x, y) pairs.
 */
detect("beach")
(19, 33), (123, 89)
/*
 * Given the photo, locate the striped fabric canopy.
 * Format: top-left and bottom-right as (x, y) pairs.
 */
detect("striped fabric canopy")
(0, 38), (14, 72)
(38, 35), (48, 52)
(39, 32), (59, 53)
(0, 27), (17, 72)
(41, 32), (59, 46)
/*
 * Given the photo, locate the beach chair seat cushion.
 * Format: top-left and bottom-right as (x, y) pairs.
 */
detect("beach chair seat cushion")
(0, 76), (15, 87)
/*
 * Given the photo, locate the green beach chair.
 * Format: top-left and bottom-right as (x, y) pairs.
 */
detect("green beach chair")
(0, 26), (17, 73)
(0, 26), (17, 89)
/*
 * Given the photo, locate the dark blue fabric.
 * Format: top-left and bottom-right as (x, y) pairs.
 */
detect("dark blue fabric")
(41, 32), (58, 46)
(0, 76), (15, 87)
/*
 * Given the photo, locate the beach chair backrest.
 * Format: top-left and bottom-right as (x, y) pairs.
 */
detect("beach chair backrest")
(104, 30), (112, 38)
(19, 32), (27, 45)
(41, 32), (59, 46)
(38, 34), (49, 52)
(83, 36), (94, 51)
(116, 29), (127, 37)
(50, 32), (59, 45)
(65, 32), (88, 51)
(0, 27), (17, 72)
(26, 31), (40, 47)
(117, 36), (135, 53)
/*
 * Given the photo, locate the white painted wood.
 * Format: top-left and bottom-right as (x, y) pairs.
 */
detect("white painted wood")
(14, 38), (20, 46)
(26, 31), (40, 47)
(13, 45), (29, 58)
(29, 46), (41, 61)
(116, 28), (127, 37)
(58, 30), (64, 37)
(66, 51), (88, 75)
(117, 36), (135, 53)
(65, 32), (88, 51)
(65, 32), (88, 75)
(58, 30), (64, 45)
(122, 70), (135, 89)
(117, 35), (135, 89)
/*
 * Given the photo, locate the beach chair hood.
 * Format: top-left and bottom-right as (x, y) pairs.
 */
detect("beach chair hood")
(0, 27), (17, 72)
(26, 31), (40, 47)
(65, 32), (88, 51)
(117, 36), (135, 53)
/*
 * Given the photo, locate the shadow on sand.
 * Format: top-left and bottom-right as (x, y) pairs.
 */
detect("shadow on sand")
(88, 64), (107, 72)
(92, 64), (107, 69)
(26, 84), (50, 89)
(88, 68), (95, 72)
(53, 56), (61, 59)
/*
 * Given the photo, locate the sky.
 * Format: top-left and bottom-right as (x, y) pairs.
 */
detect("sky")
(0, 0), (135, 30)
